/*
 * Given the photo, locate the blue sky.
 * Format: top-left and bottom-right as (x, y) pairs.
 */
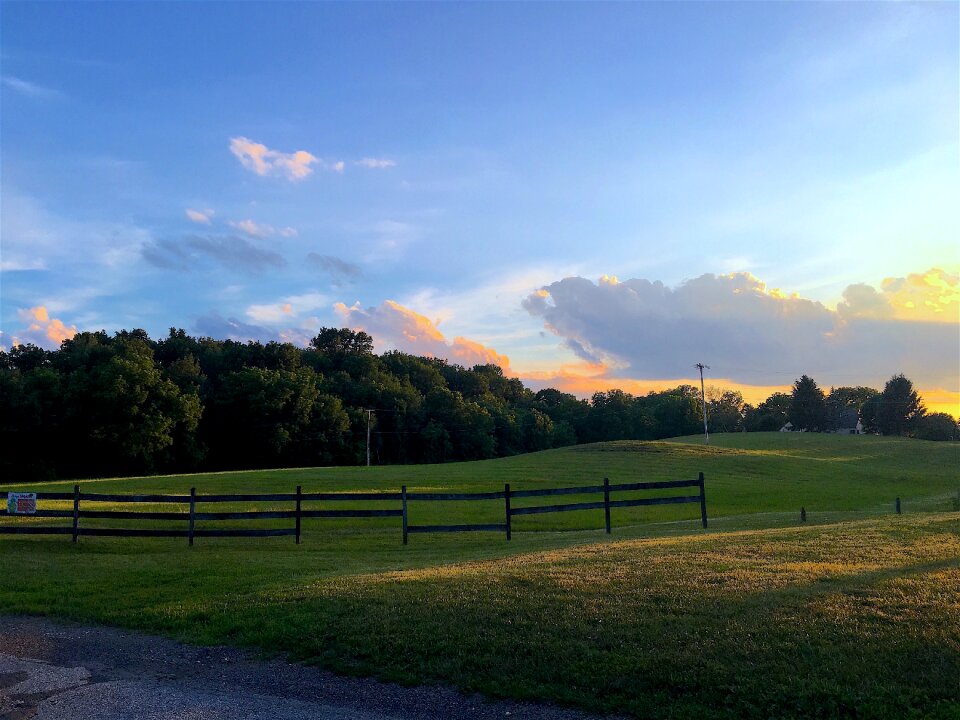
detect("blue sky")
(2, 2), (958, 412)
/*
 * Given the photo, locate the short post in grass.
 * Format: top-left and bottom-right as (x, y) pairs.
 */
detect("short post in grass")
(801, 507), (806, 522)
(698, 472), (708, 529)
(504, 483), (512, 541)
(401, 485), (408, 546)
(72, 484), (80, 543)
(895, 497), (901, 515)
(295, 485), (302, 545)
(188, 487), (196, 547)
(603, 477), (611, 534)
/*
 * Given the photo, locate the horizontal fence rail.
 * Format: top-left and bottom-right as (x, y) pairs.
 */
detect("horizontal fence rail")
(1, 473), (708, 546)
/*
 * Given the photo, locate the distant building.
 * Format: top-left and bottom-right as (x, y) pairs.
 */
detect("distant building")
(833, 408), (863, 435)
(780, 422), (794, 432)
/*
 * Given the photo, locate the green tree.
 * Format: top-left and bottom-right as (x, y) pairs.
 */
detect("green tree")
(877, 374), (925, 436)
(915, 412), (959, 441)
(744, 392), (792, 431)
(707, 388), (744, 433)
(788, 375), (826, 431)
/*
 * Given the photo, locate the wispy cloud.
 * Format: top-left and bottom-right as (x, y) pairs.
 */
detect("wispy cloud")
(356, 157), (396, 169)
(2, 76), (63, 100)
(228, 219), (297, 238)
(185, 208), (214, 225)
(229, 137), (331, 181)
(142, 234), (287, 273)
(306, 254), (362, 285)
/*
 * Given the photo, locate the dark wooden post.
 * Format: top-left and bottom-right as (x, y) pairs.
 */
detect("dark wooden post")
(188, 487), (196, 547)
(895, 497), (901, 514)
(801, 507), (807, 522)
(603, 477), (611, 534)
(401, 485), (408, 546)
(295, 485), (302, 544)
(698, 472), (708, 528)
(72, 484), (80, 543)
(505, 483), (512, 541)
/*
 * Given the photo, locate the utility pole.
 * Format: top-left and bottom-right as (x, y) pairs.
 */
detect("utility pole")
(365, 409), (373, 467)
(695, 363), (709, 444)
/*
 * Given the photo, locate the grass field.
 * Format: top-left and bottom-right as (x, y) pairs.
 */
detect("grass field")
(1, 433), (958, 718)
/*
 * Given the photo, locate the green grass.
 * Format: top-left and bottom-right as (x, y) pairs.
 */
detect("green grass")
(1, 433), (958, 718)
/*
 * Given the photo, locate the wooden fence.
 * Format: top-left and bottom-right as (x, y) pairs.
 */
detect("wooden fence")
(0, 473), (707, 545)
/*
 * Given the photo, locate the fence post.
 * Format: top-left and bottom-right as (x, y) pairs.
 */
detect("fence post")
(603, 477), (611, 534)
(188, 487), (196, 547)
(72, 484), (80, 543)
(295, 485), (302, 544)
(801, 507), (807, 522)
(401, 485), (408, 546)
(504, 484), (512, 541)
(895, 497), (901, 515)
(698, 472), (708, 529)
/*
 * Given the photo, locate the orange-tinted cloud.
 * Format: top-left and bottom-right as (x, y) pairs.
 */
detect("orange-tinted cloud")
(229, 137), (319, 181)
(838, 268), (959, 322)
(185, 208), (213, 225)
(335, 299), (512, 370)
(12, 306), (77, 349)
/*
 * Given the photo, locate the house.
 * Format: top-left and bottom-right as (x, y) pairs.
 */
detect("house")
(834, 408), (863, 435)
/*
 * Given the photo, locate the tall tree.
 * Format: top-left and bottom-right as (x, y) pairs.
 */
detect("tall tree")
(877, 374), (925, 436)
(788, 375), (826, 431)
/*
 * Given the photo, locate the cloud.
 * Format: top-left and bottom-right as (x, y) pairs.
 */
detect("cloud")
(524, 270), (959, 389)
(306, 254), (362, 285)
(142, 234), (286, 273)
(356, 158), (396, 169)
(228, 219), (297, 239)
(8, 306), (77, 350)
(193, 312), (280, 344)
(2, 76), (63, 100)
(335, 299), (512, 370)
(229, 137), (329, 181)
(185, 208), (214, 225)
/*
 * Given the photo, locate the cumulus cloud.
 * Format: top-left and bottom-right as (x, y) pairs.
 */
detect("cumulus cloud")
(335, 300), (512, 370)
(524, 270), (959, 389)
(356, 158), (396, 169)
(142, 235), (286, 273)
(9, 306), (78, 350)
(185, 208), (214, 225)
(306, 254), (362, 285)
(229, 137), (337, 181)
(228, 219), (297, 238)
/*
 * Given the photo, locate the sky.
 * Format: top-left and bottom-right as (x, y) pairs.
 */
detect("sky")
(2, 2), (958, 416)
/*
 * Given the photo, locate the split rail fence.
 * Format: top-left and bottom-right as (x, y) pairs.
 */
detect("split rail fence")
(0, 473), (707, 545)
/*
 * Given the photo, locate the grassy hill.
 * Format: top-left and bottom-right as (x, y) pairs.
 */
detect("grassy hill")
(1, 433), (958, 718)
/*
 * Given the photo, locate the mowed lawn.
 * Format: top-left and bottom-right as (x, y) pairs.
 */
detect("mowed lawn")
(1, 433), (958, 718)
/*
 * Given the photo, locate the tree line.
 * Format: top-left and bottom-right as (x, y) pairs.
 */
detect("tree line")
(1, 328), (956, 481)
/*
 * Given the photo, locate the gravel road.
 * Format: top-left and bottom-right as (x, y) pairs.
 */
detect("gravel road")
(0, 616), (622, 720)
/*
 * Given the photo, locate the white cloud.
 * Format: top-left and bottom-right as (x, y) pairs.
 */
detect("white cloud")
(524, 270), (960, 389)
(228, 219), (298, 239)
(229, 137), (320, 181)
(2, 76), (63, 100)
(356, 158), (396, 169)
(186, 208), (214, 225)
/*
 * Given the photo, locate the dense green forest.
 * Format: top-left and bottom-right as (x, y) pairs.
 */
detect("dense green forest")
(1, 328), (955, 480)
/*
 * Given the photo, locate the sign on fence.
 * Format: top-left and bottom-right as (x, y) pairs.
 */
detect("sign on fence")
(7, 492), (37, 515)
